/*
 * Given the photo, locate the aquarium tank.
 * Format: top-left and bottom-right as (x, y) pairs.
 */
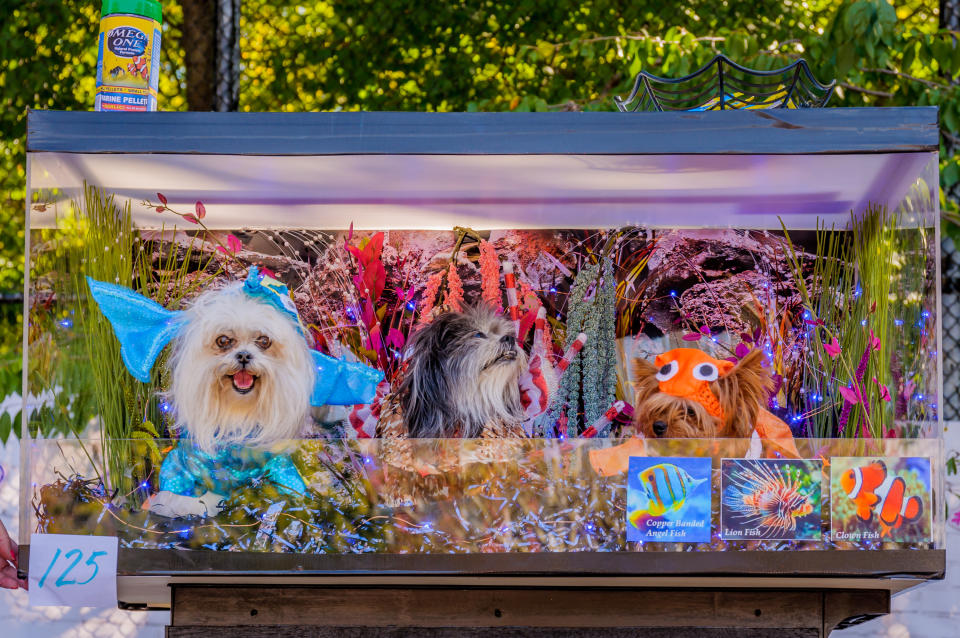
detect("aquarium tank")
(19, 109), (945, 602)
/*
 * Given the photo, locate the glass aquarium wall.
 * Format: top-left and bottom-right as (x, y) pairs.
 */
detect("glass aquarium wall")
(22, 147), (942, 558)
(24, 437), (944, 554)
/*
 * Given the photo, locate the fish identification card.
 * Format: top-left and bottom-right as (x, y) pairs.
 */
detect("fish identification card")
(29, 534), (118, 607)
(830, 456), (931, 543)
(721, 459), (823, 541)
(627, 457), (712, 543)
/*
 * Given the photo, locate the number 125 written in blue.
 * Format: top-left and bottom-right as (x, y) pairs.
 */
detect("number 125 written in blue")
(38, 548), (108, 588)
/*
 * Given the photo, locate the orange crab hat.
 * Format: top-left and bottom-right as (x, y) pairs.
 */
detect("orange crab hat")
(653, 348), (735, 422)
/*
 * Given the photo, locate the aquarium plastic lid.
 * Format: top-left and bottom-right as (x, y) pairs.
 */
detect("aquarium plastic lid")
(28, 151), (938, 230)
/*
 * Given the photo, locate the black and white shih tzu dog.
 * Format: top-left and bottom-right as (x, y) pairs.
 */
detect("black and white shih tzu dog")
(394, 305), (528, 438)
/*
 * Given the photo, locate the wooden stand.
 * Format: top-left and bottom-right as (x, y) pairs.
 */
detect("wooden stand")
(166, 585), (889, 637)
(83, 547), (937, 638)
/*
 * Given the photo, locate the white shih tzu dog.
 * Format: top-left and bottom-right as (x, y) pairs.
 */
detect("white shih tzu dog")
(166, 285), (314, 454)
(87, 267), (382, 519)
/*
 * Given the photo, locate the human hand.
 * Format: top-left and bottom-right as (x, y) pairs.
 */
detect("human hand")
(0, 518), (26, 590)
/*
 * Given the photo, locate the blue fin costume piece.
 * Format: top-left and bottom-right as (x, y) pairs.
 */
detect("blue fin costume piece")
(86, 277), (183, 383)
(158, 442), (308, 497)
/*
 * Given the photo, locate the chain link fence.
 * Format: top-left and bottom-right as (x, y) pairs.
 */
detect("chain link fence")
(943, 237), (960, 420)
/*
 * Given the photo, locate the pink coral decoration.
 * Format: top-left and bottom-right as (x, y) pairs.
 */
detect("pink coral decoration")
(446, 263), (464, 312)
(479, 239), (503, 311)
(418, 272), (442, 324)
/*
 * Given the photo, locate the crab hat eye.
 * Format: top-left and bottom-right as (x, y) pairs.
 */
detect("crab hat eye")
(655, 360), (679, 382)
(692, 362), (720, 382)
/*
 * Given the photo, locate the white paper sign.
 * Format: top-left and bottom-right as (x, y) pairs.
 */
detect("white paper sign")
(29, 534), (118, 607)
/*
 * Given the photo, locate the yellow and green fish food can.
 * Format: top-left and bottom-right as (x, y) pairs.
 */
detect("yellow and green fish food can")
(95, 0), (162, 111)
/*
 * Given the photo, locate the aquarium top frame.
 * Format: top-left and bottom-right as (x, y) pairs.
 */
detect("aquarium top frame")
(27, 107), (937, 156)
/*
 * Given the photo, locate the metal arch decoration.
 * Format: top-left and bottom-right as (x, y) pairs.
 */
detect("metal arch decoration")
(615, 54), (837, 112)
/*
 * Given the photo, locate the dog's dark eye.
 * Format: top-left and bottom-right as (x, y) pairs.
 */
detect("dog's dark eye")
(685, 407), (697, 420)
(215, 335), (234, 350)
(474, 331), (486, 339)
(255, 335), (272, 350)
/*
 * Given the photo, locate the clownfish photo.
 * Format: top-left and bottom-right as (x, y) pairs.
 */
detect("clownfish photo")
(840, 460), (923, 537)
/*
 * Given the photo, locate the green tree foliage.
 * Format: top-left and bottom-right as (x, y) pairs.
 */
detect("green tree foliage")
(0, 0), (957, 432)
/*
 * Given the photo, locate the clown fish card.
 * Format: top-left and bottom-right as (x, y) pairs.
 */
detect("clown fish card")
(720, 459), (823, 541)
(830, 457), (932, 543)
(626, 457), (712, 543)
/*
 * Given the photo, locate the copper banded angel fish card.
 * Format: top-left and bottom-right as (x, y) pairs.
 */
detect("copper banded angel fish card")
(720, 459), (823, 541)
(626, 457), (712, 543)
(830, 457), (931, 543)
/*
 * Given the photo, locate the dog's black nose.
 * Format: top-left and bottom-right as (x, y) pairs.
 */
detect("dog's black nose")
(500, 334), (514, 345)
(652, 421), (668, 437)
(235, 350), (252, 365)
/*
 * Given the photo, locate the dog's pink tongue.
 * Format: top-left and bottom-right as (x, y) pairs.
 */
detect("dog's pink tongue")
(233, 369), (254, 389)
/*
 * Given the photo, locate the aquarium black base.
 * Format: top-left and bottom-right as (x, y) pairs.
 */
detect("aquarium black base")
(165, 585), (889, 638)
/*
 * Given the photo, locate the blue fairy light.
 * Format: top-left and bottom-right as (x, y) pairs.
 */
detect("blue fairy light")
(915, 394), (924, 401)
(803, 311), (811, 320)
(860, 319), (867, 326)
(921, 310), (930, 319)
(669, 290), (677, 297)
(363, 456), (374, 465)
(57, 318), (73, 329)
(549, 287), (557, 294)
(405, 300), (415, 311)
(854, 285), (862, 298)
(894, 319), (903, 326)
(159, 401), (171, 413)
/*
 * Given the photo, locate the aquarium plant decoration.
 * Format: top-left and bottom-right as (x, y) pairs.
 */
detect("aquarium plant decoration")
(547, 256), (617, 438)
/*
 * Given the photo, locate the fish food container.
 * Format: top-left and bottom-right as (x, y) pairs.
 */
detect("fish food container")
(22, 109), (946, 612)
(95, 0), (162, 111)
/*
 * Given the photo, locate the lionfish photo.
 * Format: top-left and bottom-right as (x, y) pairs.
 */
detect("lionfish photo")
(722, 460), (820, 538)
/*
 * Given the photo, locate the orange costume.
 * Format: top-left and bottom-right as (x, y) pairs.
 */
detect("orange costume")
(590, 348), (800, 477)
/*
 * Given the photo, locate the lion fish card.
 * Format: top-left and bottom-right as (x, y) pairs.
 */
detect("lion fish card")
(720, 459), (823, 541)
(626, 457), (712, 543)
(830, 457), (932, 543)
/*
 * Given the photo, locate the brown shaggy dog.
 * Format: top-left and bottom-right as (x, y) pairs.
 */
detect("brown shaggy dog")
(631, 348), (771, 439)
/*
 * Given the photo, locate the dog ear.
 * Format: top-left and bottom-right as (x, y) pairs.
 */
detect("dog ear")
(399, 316), (457, 438)
(716, 348), (772, 437)
(630, 356), (661, 407)
(632, 356), (658, 382)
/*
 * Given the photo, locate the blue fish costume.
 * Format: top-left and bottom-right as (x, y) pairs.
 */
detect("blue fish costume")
(87, 267), (383, 502)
